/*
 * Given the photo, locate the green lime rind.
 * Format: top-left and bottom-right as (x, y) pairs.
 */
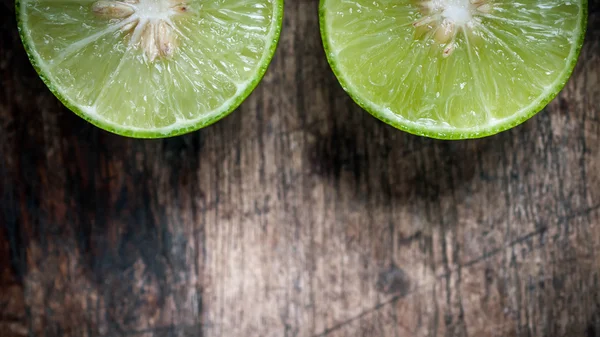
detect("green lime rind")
(17, 0), (284, 139)
(319, 0), (588, 140)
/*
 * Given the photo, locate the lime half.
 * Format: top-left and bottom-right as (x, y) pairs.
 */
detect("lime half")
(320, 0), (587, 139)
(18, 0), (283, 138)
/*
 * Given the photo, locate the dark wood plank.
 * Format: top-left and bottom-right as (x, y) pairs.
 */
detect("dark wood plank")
(1, 0), (600, 336)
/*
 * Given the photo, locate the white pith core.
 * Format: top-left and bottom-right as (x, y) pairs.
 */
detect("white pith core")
(91, 0), (188, 62)
(413, 0), (493, 57)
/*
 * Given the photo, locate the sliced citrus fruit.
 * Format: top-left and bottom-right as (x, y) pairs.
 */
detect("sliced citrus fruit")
(320, 0), (587, 139)
(17, 0), (283, 138)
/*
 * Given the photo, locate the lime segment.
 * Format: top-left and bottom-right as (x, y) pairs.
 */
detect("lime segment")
(320, 0), (587, 139)
(18, 0), (283, 137)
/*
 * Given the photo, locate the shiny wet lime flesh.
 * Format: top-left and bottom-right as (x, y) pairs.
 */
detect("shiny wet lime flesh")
(19, 0), (283, 137)
(320, 0), (586, 139)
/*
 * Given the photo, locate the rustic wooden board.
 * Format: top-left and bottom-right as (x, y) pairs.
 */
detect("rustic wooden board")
(1, 1), (600, 336)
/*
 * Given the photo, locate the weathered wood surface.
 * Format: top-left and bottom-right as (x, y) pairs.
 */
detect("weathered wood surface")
(1, 1), (600, 336)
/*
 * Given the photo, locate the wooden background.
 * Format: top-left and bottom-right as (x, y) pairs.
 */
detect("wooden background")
(1, 1), (600, 336)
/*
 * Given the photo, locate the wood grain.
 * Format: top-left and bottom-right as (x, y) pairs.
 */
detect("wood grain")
(1, 1), (600, 336)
